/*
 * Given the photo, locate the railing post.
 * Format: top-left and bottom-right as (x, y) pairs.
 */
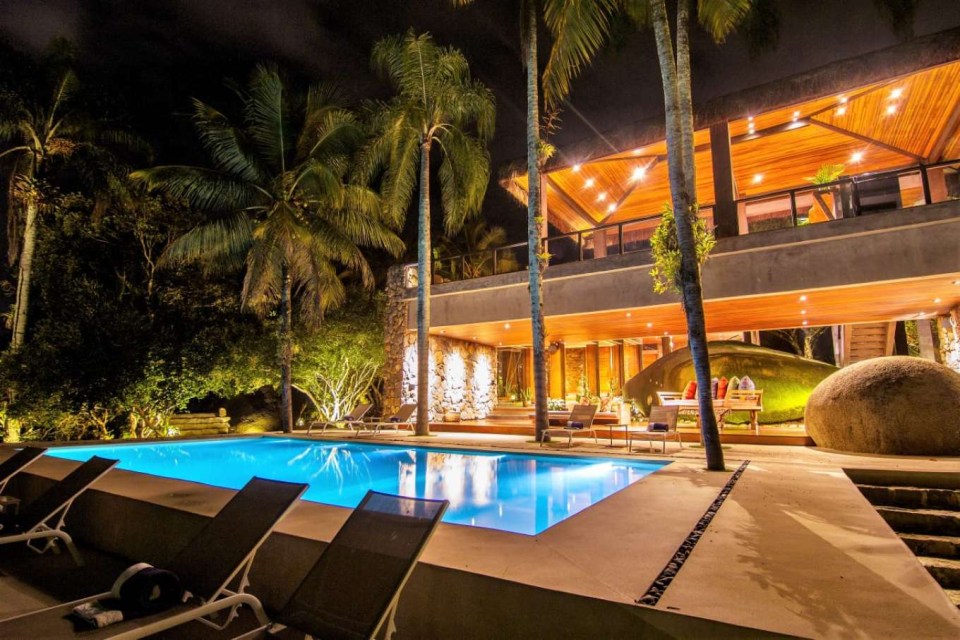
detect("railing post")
(493, 248), (498, 275)
(920, 164), (932, 205)
(789, 191), (798, 227)
(578, 232), (584, 261)
(618, 223), (624, 255)
(852, 181), (861, 216)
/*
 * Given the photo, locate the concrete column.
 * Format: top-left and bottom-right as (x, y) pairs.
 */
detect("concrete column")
(709, 122), (739, 238)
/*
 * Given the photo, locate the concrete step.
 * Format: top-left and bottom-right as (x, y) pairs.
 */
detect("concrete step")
(945, 589), (960, 610)
(858, 484), (960, 511)
(900, 533), (960, 560)
(919, 557), (960, 590)
(875, 506), (960, 536)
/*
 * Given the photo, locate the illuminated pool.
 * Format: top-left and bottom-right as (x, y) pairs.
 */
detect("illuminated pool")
(47, 437), (669, 535)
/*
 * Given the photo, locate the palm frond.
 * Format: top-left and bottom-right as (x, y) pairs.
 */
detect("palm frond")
(131, 165), (267, 212)
(192, 99), (268, 184)
(436, 126), (490, 233)
(243, 65), (290, 174)
(697, 0), (754, 42)
(542, 0), (619, 109)
(160, 213), (254, 275)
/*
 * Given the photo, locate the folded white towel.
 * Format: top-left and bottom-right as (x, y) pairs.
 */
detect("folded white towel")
(72, 602), (124, 628)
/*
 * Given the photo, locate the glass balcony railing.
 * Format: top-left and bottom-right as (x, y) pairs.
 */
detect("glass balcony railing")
(403, 160), (959, 288)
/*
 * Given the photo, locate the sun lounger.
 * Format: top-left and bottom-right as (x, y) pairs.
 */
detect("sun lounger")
(356, 404), (416, 437)
(0, 456), (117, 566)
(235, 490), (448, 640)
(627, 406), (682, 454)
(0, 476), (307, 639)
(540, 404), (599, 448)
(0, 446), (46, 494)
(307, 403), (373, 435)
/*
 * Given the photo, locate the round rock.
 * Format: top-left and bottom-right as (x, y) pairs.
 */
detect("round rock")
(805, 357), (960, 455)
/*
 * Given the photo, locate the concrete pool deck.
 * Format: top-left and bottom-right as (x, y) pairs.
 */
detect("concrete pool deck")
(1, 433), (958, 638)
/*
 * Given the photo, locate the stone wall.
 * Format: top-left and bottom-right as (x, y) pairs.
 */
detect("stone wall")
(938, 309), (960, 373)
(565, 348), (585, 397)
(384, 265), (498, 421)
(400, 334), (497, 421)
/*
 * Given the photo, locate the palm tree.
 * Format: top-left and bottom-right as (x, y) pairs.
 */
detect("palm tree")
(453, 0), (618, 442)
(0, 66), (143, 349)
(435, 218), (509, 279)
(363, 31), (494, 436)
(133, 66), (403, 433)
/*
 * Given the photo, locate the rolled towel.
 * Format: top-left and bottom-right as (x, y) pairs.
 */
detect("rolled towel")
(648, 422), (669, 432)
(566, 421), (584, 430)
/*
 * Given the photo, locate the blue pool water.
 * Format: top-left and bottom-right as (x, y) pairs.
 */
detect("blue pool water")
(47, 437), (668, 535)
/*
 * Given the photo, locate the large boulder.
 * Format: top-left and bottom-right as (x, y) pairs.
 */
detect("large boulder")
(624, 341), (837, 424)
(805, 357), (960, 455)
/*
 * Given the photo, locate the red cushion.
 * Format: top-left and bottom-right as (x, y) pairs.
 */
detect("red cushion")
(717, 377), (729, 400)
(682, 380), (698, 400)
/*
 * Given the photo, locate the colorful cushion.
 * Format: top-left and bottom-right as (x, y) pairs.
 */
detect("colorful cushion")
(739, 375), (756, 390)
(711, 377), (719, 399)
(717, 377), (729, 399)
(682, 380), (698, 400)
(728, 376), (741, 392)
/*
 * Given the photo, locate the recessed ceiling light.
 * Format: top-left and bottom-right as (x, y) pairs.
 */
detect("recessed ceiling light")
(954, 280), (960, 286)
(626, 312), (632, 318)
(792, 110), (800, 121)
(801, 309), (807, 315)
(836, 106), (847, 116)
(632, 148), (643, 155)
(572, 164), (581, 172)
(747, 115), (754, 122)
(440, 330), (445, 334)
(799, 295), (808, 302)
(752, 173), (763, 184)
(472, 336), (477, 340)
(504, 323), (511, 329)
(632, 167), (647, 181)
(850, 151), (864, 163)
(584, 178), (595, 188)
(802, 320), (809, 326)
(663, 331), (669, 336)
(607, 203), (616, 213)
(890, 87), (903, 99)
(498, 341), (502, 346)
(646, 322), (653, 328)
(596, 192), (607, 202)
(886, 104), (897, 115)
(934, 298), (942, 304)
(839, 95), (848, 104)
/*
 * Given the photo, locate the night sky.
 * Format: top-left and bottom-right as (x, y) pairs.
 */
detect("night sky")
(2, 0), (960, 242)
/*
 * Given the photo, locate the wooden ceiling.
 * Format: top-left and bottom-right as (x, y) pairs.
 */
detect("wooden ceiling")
(513, 60), (960, 233)
(432, 274), (960, 347)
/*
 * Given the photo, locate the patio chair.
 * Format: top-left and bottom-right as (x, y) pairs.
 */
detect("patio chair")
(235, 491), (448, 640)
(717, 389), (764, 433)
(0, 456), (118, 567)
(356, 404), (416, 437)
(540, 404), (599, 448)
(306, 404), (373, 436)
(0, 476), (308, 639)
(0, 446), (46, 494)
(627, 406), (681, 454)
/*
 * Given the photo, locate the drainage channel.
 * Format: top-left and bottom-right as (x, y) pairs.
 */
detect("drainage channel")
(637, 460), (750, 607)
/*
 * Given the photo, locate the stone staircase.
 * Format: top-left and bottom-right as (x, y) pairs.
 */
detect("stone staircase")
(848, 469), (960, 610)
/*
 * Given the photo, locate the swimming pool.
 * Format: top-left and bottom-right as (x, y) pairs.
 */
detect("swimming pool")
(47, 437), (668, 535)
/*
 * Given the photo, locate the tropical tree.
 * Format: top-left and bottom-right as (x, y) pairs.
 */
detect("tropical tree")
(363, 31), (494, 436)
(453, 0), (618, 442)
(435, 218), (510, 279)
(134, 66), (403, 432)
(0, 57), (143, 350)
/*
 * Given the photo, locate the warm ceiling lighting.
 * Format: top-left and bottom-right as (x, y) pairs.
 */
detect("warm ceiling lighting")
(836, 106), (847, 116)
(626, 312), (632, 317)
(954, 280), (960, 285)
(646, 322), (653, 328)
(802, 320), (809, 326)
(934, 298), (942, 304)
(504, 323), (511, 329)
(583, 177), (595, 188)
(596, 192), (607, 202)
(918, 312), (925, 317)
(799, 294), (808, 302)
(631, 167), (647, 181)
(801, 309), (807, 315)
(792, 110), (800, 121)
(632, 148), (643, 155)
(472, 336), (477, 340)
(571, 164), (581, 172)
(607, 203), (617, 213)
(440, 330), (446, 334)
(850, 151), (864, 163)
(752, 173), (763, 184)
(663, 331), (669, 336)
(839, 95), (848, 104)
(886, 104), (898, 116)
(890, 87), (903, 99)
(747, 115), (754, 122)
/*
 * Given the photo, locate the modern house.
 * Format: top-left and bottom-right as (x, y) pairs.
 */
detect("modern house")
(383, 28), (960, 424)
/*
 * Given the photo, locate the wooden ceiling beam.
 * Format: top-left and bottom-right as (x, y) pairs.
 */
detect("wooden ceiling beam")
(926, 99), (960, 162)
(806, 118), (923, 162)
(545, 175), (599, 229)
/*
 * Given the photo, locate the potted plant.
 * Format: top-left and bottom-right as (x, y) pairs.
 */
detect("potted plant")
(443, 406), (462, 423)
(518, 387), (532, 407)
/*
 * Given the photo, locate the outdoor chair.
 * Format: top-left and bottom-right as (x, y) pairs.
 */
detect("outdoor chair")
(717, 389), (764, 433)
(232, 490), (448, 640)
(0, 456), (117, 567)
(356, 404), (416, 437)
(0, 476), (308, 639)
(540, 404), (599, 448)
(307, 404), (373, 436)
(0, 446), (46, 494)
(627, 406), (682, 454)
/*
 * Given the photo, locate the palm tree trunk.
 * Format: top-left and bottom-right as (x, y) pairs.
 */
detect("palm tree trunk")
(11, 166), (39, 351)
(525, 0), (549, 441)
(415, 139), (432, 436)
(279, 265), (294, 433)
(650, 0), (724, 471)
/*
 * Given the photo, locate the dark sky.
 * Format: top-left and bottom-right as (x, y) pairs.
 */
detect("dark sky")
(2, 0), (960, 242)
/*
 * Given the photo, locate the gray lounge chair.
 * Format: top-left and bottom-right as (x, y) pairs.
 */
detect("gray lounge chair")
(0, 476), (308, 639)
(357, 404), (416, 437)
(0, 456), (117, 566)
(0, 446), (46, 494)
(627, 406), (682, 454)
(540, 404), (599, 447)
(307, 404), (373, 435)
(235, 490), (448, 640)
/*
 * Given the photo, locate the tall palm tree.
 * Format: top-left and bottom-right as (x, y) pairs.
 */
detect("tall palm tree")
(363, 31), (494, 436)
(453, 0), (618, 442)
(133, 66), (403, 433)
(0, 67), (142, 349)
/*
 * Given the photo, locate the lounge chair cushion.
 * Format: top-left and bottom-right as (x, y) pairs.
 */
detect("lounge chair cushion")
(682, 380), (697, 400)
(739, 375), (756, 390)
(711, 377), (719, 399)
(648, 422), (669, 432)
(729, 376), (741, 392)
(717, 377), (729, 399)
(566, 421), (584, 429)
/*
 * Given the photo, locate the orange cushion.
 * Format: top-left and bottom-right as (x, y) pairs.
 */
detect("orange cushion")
(717, 377), (729, 400)
(682, 380), (698, 400)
